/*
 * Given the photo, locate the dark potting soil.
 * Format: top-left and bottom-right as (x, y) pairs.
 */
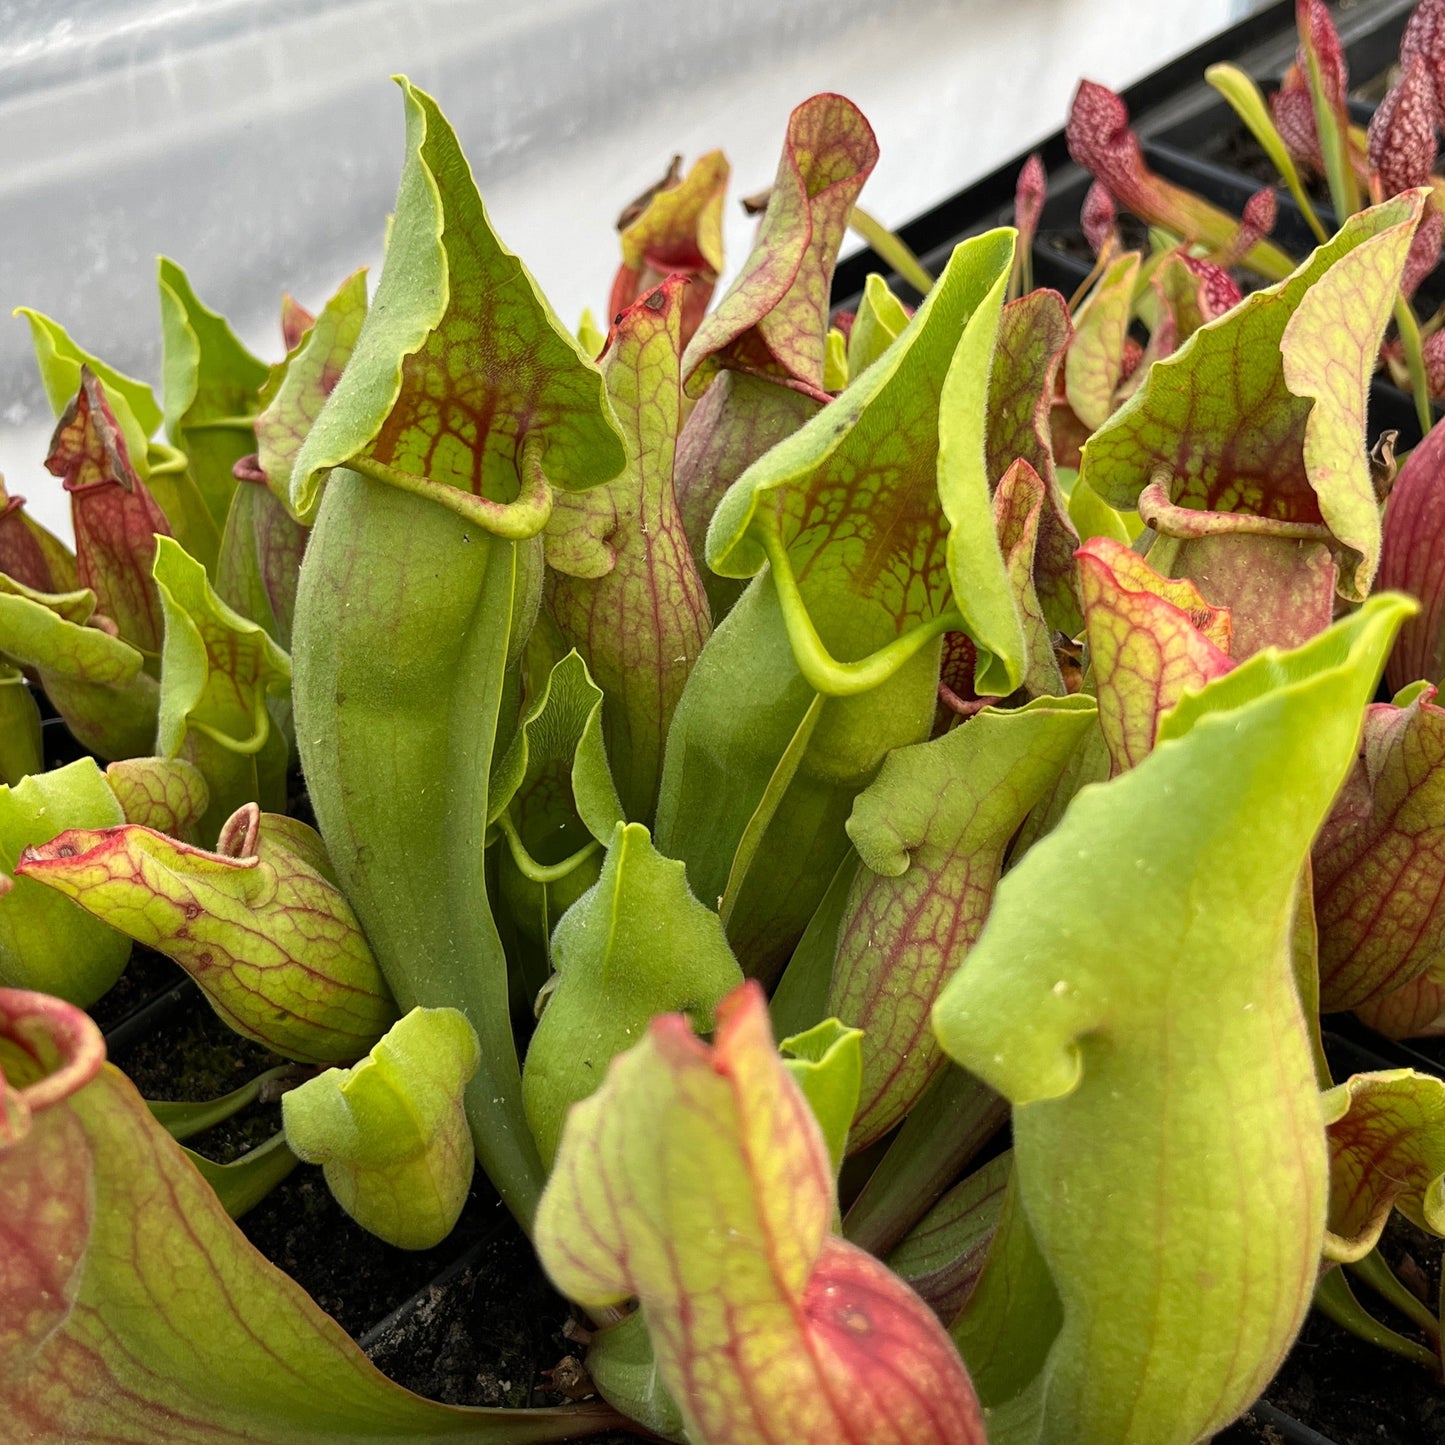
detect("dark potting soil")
(1186, 120), (1337, 207)
(94, 958), (628, 1433)
(103, 969), (289, 1160)
(243, 1169), (510, 1371)
(1038, 212), (1154, 269)
(1219, 1218), (1445, 1445)
(361, 1209), (617, 1419)
(230, 1098), (634, 1434)
(87, 946), (185, 1034)
(1256, 1315), (1444, 1444)
(82, 954), (1445, 1442)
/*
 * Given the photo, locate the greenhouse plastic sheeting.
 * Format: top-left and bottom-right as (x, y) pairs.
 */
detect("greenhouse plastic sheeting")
(0, 0), (1264, 536)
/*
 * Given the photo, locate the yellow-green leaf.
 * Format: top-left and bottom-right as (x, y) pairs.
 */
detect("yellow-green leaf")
(933, 595), (1413, 1443)
(535, 983), (987, 1445)
(283, 1007), (479, 1249)
(18, 804), (396, 1064)
(153, 535), (291, 837)
(0, 986), (626, 1442)
(0, 760), (129, 1006)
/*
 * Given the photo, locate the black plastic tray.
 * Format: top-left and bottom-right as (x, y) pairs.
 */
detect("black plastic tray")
(834, 0), (1433, 447)
(833, 3), (1444, 1440)
(24, 2), (1443, 1431)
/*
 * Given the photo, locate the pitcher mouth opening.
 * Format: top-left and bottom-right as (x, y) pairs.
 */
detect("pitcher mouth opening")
(0, 989), (106, 1144)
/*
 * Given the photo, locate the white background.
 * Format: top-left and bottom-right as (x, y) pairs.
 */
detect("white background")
(0, 0), (1266, 537)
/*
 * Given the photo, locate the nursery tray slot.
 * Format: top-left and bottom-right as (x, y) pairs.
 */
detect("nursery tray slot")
(1124, 0), (1409, 152)
(1324, 1013), (1445, 1083)
(1321, 1027), (1409, 1079)
(831, 0), (1414, 307)
(101, 978), (198, 1055)
(358, 1236), (499, 1353)
(1236, 1398), (1344, 1445)
(1143, 140), (1330, 254)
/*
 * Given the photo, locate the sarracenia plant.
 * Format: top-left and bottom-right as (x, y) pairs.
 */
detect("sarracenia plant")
(6, 42), (1445, 1445)
(1064, 0), (1445, 429)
